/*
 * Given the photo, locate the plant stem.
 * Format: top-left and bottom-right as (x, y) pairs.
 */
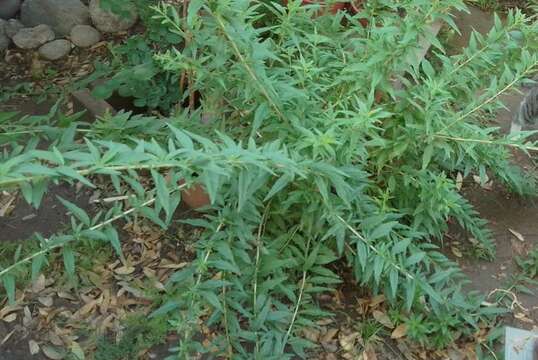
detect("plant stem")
(211, 13), (288, 124)
(434, 134), (538, 151)
(0, 192), (169, 279)
(437, 61), (537, 134)
(252, 203), (270, 355)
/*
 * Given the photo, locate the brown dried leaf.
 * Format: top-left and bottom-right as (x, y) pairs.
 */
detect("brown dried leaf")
(158, 261), (189, 269)
(303, 328), (320, 342)
(114, 266), (135, 275)
(509, 228), (525, 242)
(391, 324), (408, 339)
(0, 193), (16, 217)
(455, 172), (463, 191)
(32, 274), (46, 293)
(372, 310), (393, 328)
(363, 344), (378, 360)
(48, 331), (64, 346)
(76, 300), (97, 318)
(369, 295), (385, 308)
(23, 306), (32, 327)
(451, 247), (463, 258)
(57, 292), (76, 301)
(29, 340), (40, 355)
(3, 313), (17, 323)
(339, 332), (358, 352)
(38, 296), (54, 307)
(321, 328), (339, 343)
(0, 305), (21, 319)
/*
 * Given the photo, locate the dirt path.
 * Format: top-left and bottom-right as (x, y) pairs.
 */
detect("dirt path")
(446, 5), (538, 328)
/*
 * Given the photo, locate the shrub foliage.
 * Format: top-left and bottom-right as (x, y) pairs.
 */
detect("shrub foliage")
(1, 0), (537, 358)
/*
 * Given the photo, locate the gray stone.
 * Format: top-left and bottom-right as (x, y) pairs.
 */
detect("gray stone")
(70, 24), (100, 47)
(0, 20), (9, 53)
(89, 0), (137, 33)
(0, 0), (21, 19)
(20, 0), (90, 36)
(38, 39), (71, 60)
(4, 18), (23, 38)
(12, 24), (54, 49)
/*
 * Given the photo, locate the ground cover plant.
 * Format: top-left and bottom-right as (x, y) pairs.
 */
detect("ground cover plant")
(1, 0), (538, 358)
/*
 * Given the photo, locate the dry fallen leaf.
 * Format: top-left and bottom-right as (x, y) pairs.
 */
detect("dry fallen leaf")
(363, 344), (378, 360)
(472, 174), (490, 186)
(29, 340), (40, 355)
(23, 306), (32, 327)
(451, 247), (463, 258)
(38, 296), (54, 307)
(508, 228), (525, 242)
(391, 324), (408, 339)
(303, 328), (320, 342)
(57, 291), (76, 301)
(369, 295), (385, 308)
(114, 266), (135, 275)
(0, 193), (16, 217)
(321, 328), (339, 343)
(158, 261), (189, 269)
(76, 300), (97, 318)
(455, 172), (463, 191)
(32, 274), (46, 293)
(372, 310), (393, 328)
(0, 305), (21, 320)
(339, 332), (359, 352)
(3, 313), (17, 323)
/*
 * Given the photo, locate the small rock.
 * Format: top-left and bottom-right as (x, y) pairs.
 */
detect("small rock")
(38, 39), (71, 60)
(20, 0), (90, 36)
(70, 24), (100, 47)
(89, 0), (137, 33)
(0, 0), (21, 20)
(0, 21), (9, 53)
(5, 19), (24, 38)
(12, 24), (54, 49)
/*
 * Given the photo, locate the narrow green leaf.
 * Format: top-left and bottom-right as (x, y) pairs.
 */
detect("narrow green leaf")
(389, 269), (398, 299)
(63, 247), (76, 278)
(369, 221), (398, 241)
(57, 196), (90, 226)
(2, 274), (16, 304)
(104, 227), (123, 259)
(422, 144), (434, 170)
(152, 170), (171, 218)
(264, 174), (292, 201)
(150, 301), (179, 317)
(200, 290), (223, 312)
(31, 254), (46, 281)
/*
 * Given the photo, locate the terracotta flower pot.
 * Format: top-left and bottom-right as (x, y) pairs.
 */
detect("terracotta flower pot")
(281, 0), (347, 15)
(281, 0), (369, 27)
(178, 179), (211, 209)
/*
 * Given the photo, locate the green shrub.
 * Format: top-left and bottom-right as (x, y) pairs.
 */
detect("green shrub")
(1, 0), (537, 358)
(89, 0), (183, 113)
